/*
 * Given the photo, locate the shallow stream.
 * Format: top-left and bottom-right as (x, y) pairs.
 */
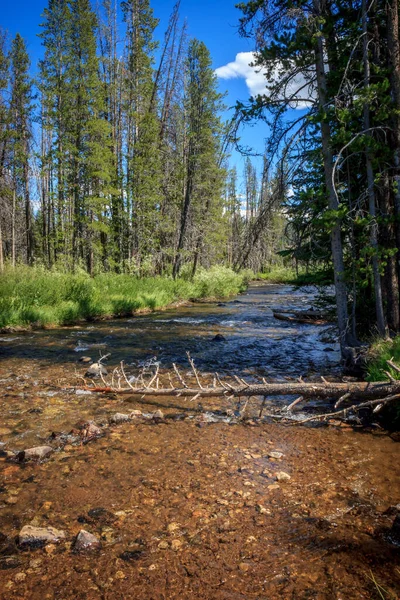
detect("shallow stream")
(0, 283), (399, 599)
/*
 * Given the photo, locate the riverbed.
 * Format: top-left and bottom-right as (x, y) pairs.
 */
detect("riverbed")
(0, 283), (399, 599)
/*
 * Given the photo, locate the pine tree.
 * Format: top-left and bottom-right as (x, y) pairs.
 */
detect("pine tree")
(173, 39), (225, 278)
(9, 33), (34, 265)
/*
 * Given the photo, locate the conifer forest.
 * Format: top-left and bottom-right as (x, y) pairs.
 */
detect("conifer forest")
(1, 0), (400, 358)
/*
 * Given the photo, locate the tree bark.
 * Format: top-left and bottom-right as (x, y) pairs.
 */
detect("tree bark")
(313, 0), (357, 355)
(362, 0), (387, 337)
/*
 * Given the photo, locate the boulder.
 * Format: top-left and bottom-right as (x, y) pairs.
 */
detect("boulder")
(74, 530), (101, 552)
(19, 525), (66, 548)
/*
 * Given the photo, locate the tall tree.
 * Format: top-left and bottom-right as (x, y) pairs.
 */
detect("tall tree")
(9, 33), (34, 265)
(173, 39), (225, 278)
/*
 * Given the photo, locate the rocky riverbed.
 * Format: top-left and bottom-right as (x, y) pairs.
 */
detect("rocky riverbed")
(0, 284), (399, 599)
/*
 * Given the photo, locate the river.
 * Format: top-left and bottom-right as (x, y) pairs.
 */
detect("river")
(0, 283), (399, 599)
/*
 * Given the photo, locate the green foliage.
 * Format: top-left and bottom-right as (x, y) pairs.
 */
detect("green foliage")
(366, 336), (400, 430)
(0, 265), (249, 328)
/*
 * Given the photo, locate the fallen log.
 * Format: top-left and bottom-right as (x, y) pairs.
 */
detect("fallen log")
(87, 380), (400, 400)
(273, 312), (329, 325)
(272, 309), (328, 319)
(77, 355), (400, 425)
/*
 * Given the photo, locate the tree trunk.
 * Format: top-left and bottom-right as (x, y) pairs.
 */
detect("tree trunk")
(313, 0), (357, 355)
(387, 0), (400, 288)
(362, 0), (387, 337)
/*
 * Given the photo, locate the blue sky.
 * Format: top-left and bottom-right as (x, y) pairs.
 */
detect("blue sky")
(2, 0), (271, 185)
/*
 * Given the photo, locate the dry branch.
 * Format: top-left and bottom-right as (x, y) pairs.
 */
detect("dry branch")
(77, 357), (400, 425)
(86, 380), (400, 400)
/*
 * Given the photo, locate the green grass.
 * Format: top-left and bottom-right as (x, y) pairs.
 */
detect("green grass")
(365, 336), (400, 382)
(0, 265), (249, 329)
(366, 336), (400, 430)
(256, 266), (333, 286)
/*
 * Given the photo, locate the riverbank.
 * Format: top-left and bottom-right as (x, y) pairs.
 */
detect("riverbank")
(0, 266), (250, 330)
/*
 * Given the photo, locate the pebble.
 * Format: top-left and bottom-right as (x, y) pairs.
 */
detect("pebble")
(153, 410), (164, 419)
(5, 496), (18, 505)
(115, 571), (126, 580)
(85, 363), (108, 378)
(256, 504), (270, 515)
(79, 356), (92, 363)
(171, 539), (182, 551)
(109, 413), (131, 424)
(74, 530), (101, 552)
(275, 471), (291, 482)
(167, 522), (180, 534)
(239, 562), (250, 572)
(29, 559), (43, 569)
(82, 422), (102, 438)
(19, 526), (66, 548)
(14, 572), (26, 583)
(268, 451), (284, 460)
(212, 334), (226, 342)
(18, 446), (53, 461)
(130, 410), (143, 418)
(158, 541), (169, 549)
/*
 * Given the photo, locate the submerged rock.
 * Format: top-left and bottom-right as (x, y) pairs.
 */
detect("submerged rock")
(74, 530), (101, 552)
(17, 446), (53, 462)
(130, 410), (143, 419)
(268, 451), (284, 460)
(212, 334), (226, 342)
(19, 525), (66, 548)
(85, 363), (108, 378)
(275, 471), (291, 482)
(79, 356), (92, 364)
(109, 413), (131, 424)
(79, 421), (102, 440)
(86, 507), (117, 526)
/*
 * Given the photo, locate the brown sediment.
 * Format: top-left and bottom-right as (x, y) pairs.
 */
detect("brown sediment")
(0, 409), (399, 600)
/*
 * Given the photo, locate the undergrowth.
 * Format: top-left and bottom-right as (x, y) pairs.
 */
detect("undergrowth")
(366, 336), (400, 430)
(0, 265), (250, 329)
(256, 266), (332, 286)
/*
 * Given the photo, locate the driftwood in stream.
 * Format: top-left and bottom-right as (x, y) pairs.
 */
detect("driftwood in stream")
(77, 353), (400, 425)
(272, 311), (330, 325)
(89, 380), (400, 400)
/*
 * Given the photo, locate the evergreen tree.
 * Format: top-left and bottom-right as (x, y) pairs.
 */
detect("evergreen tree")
(9, 33), (34, 265)
(173, 39), (225, 278)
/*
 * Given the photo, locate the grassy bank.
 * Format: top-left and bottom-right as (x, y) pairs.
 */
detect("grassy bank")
(366, 336), (400, 382)
(0, 265), (250, 329)
(256, 266), (333, 286)
(366, 336), (400, 429)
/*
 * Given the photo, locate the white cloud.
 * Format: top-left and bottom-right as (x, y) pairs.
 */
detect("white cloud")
(215, 52), (267, 97)
(215, 52), (315, 109)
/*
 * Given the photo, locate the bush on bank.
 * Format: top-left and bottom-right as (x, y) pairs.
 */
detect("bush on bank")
(0, 265), (250, 329)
